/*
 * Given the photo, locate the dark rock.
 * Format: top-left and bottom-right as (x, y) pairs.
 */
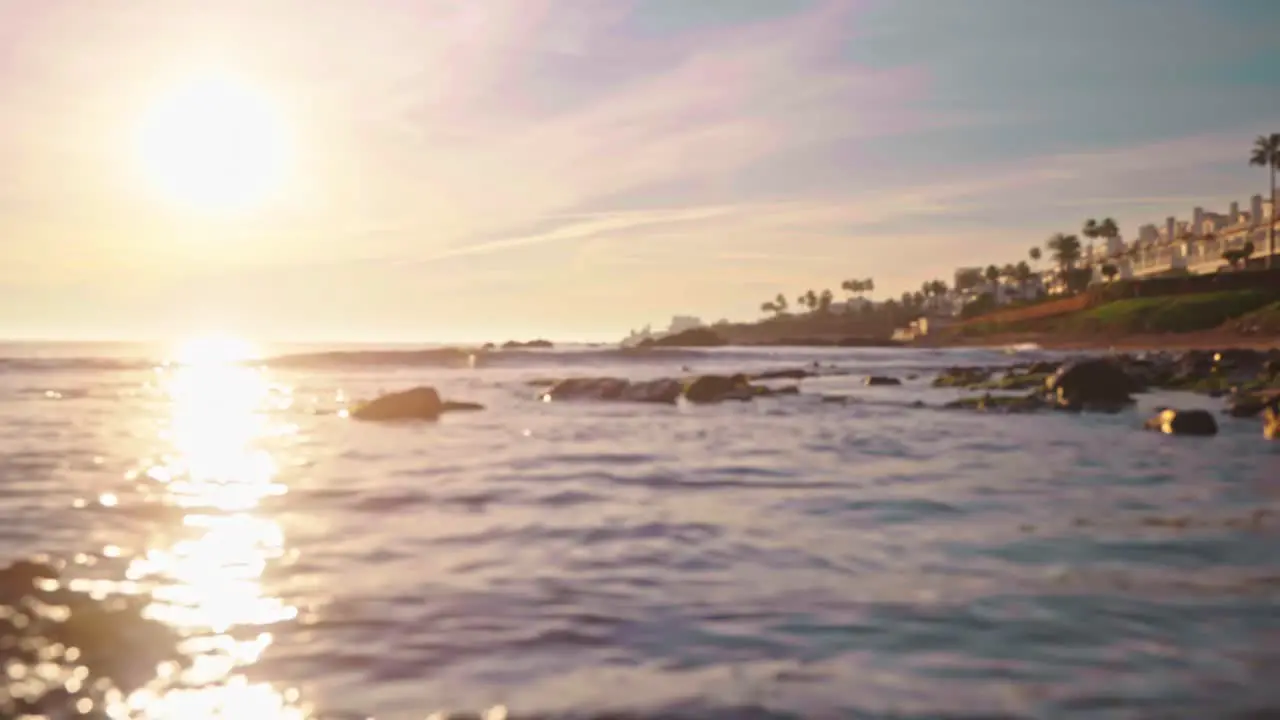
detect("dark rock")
(1145, 408), (1218, 436)
(864, 376), (901, 386)
(350, 387), (483, 421)
(637, 328), (727, 348)
(684, 374), (753, 403)
(1225, 392), (1272, 418)
(945, 392), (1047, 414)
(620, 378), (684, 404)
(502, 339), (554, 349)
(933, 367), (993, 387)
(542, 377), (631, 401)
(1047, 359), (1136, 410)
(0, 559), (188, 715)
(539, 374), (788, 404)
(752, 368), (813, 381)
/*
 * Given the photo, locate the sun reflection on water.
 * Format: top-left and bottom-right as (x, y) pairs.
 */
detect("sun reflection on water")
(119, 336), (307, 719)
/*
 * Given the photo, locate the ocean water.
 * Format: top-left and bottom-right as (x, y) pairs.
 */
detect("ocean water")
(1, 340), (1278, 720)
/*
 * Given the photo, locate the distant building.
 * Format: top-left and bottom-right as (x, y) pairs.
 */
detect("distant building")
(667, 315), (703, 334)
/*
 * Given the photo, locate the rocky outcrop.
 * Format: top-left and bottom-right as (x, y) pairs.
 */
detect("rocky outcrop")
(751, 368), (814, 381)
(350, 387), (484, 421)
(0, 559), (187, 715)
(501, 339), (554, 349)
(1046, 359), (1137, 411)
(540, 374), (792, 404)
(864, 376), (902, 386)
(932, 367), (993, 387)
(944, 392), (1047, 414)
(1144, 409), (1218, 436)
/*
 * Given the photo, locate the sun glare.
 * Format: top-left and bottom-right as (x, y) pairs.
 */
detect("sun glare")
(173, 335), (260, 366)
(136, 71), (291, 213)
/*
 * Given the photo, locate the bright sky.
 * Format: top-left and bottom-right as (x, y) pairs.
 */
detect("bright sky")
(1, 0), (1278, 343)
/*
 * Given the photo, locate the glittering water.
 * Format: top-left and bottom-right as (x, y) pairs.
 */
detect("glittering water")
(1, 341), (1278, 719)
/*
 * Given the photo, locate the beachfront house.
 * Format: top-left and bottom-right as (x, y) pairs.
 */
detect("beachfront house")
(1123, 193), (1278, 278)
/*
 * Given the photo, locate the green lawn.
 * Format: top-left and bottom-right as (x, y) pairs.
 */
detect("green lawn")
(1059, 289), (1280, 334)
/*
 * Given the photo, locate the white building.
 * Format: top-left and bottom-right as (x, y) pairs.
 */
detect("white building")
(667, 315), (703, 334)
(1124, 193), (1278, 278)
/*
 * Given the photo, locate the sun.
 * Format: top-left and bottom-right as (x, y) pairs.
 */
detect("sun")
(135, 71), (291, 213)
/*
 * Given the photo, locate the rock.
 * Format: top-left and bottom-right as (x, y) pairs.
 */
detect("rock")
(541, 377), (631, 401)
(1144, 409), (1218, 436)
(1264, 357), (1280, 380)
(864, 376), (901, 386)
(501, 339), (554, 349)
(1047, 359), (1136, 410)
(932, 367), (993, 387)
(620, 378), (684, 404)
(1025, 360), (1061, 375)
(974, 371), (1052, 391)
(1265, 402), (1280, 440)
(1225, 392), (1271, 418)
(637, 327), (727, 348)
(752, 368), (813, 381)
(684, 374), (753, 403)
(945, 392), (1047, 414)
(350, 387), (483, 421)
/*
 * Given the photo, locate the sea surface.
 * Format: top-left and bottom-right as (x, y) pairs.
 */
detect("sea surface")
(1, 339), (1278, 720)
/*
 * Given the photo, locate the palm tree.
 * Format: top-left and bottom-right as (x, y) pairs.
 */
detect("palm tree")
(984, 264), (1000, 286)
(1029, 247), (1043, 264)
(900, 291), (913, 309)
(862, 278), (875, 296)
(912, 290), (926, 308)
(818, 289), (834, 313)
(760, 300), (777, 317)
(1047, 233), (1083, 270)
(1013, 261), (1033, 299)
(929, 279), (948, 299)
(774, 293), (789, 315)
(1099, 218), (1120, 251)
(804, 289), (819, 312)
(1101, 263), (1119, 282)
(840, 278), (863, 299)
(1250, 133), (1280, 269)
(1082, 218), (1099, 244)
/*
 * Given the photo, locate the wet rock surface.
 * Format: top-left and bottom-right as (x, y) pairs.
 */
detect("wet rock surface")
(1145, 409), (1219, 436)
(540, 374), (794, 405)
(350, 386), (485, 421)
(1047, 358), (1138, 410)
(0, 559), (186, 718)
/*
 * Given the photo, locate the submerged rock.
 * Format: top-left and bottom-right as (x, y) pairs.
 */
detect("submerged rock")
(350, 386), (484, 421)
(945, 392), (1047, 414)
(1144, 408), (1218, 436)
(0, 559), (187, 717)
(1224, 389), (1280, 418)
(932, 367), (993, 387)
(683, 374), (755, 403)
(864, 376), (901, 386)
(1047, 359), (1136, 411)
(541, 373), (789, 405)
(751, 368), (813, 381)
